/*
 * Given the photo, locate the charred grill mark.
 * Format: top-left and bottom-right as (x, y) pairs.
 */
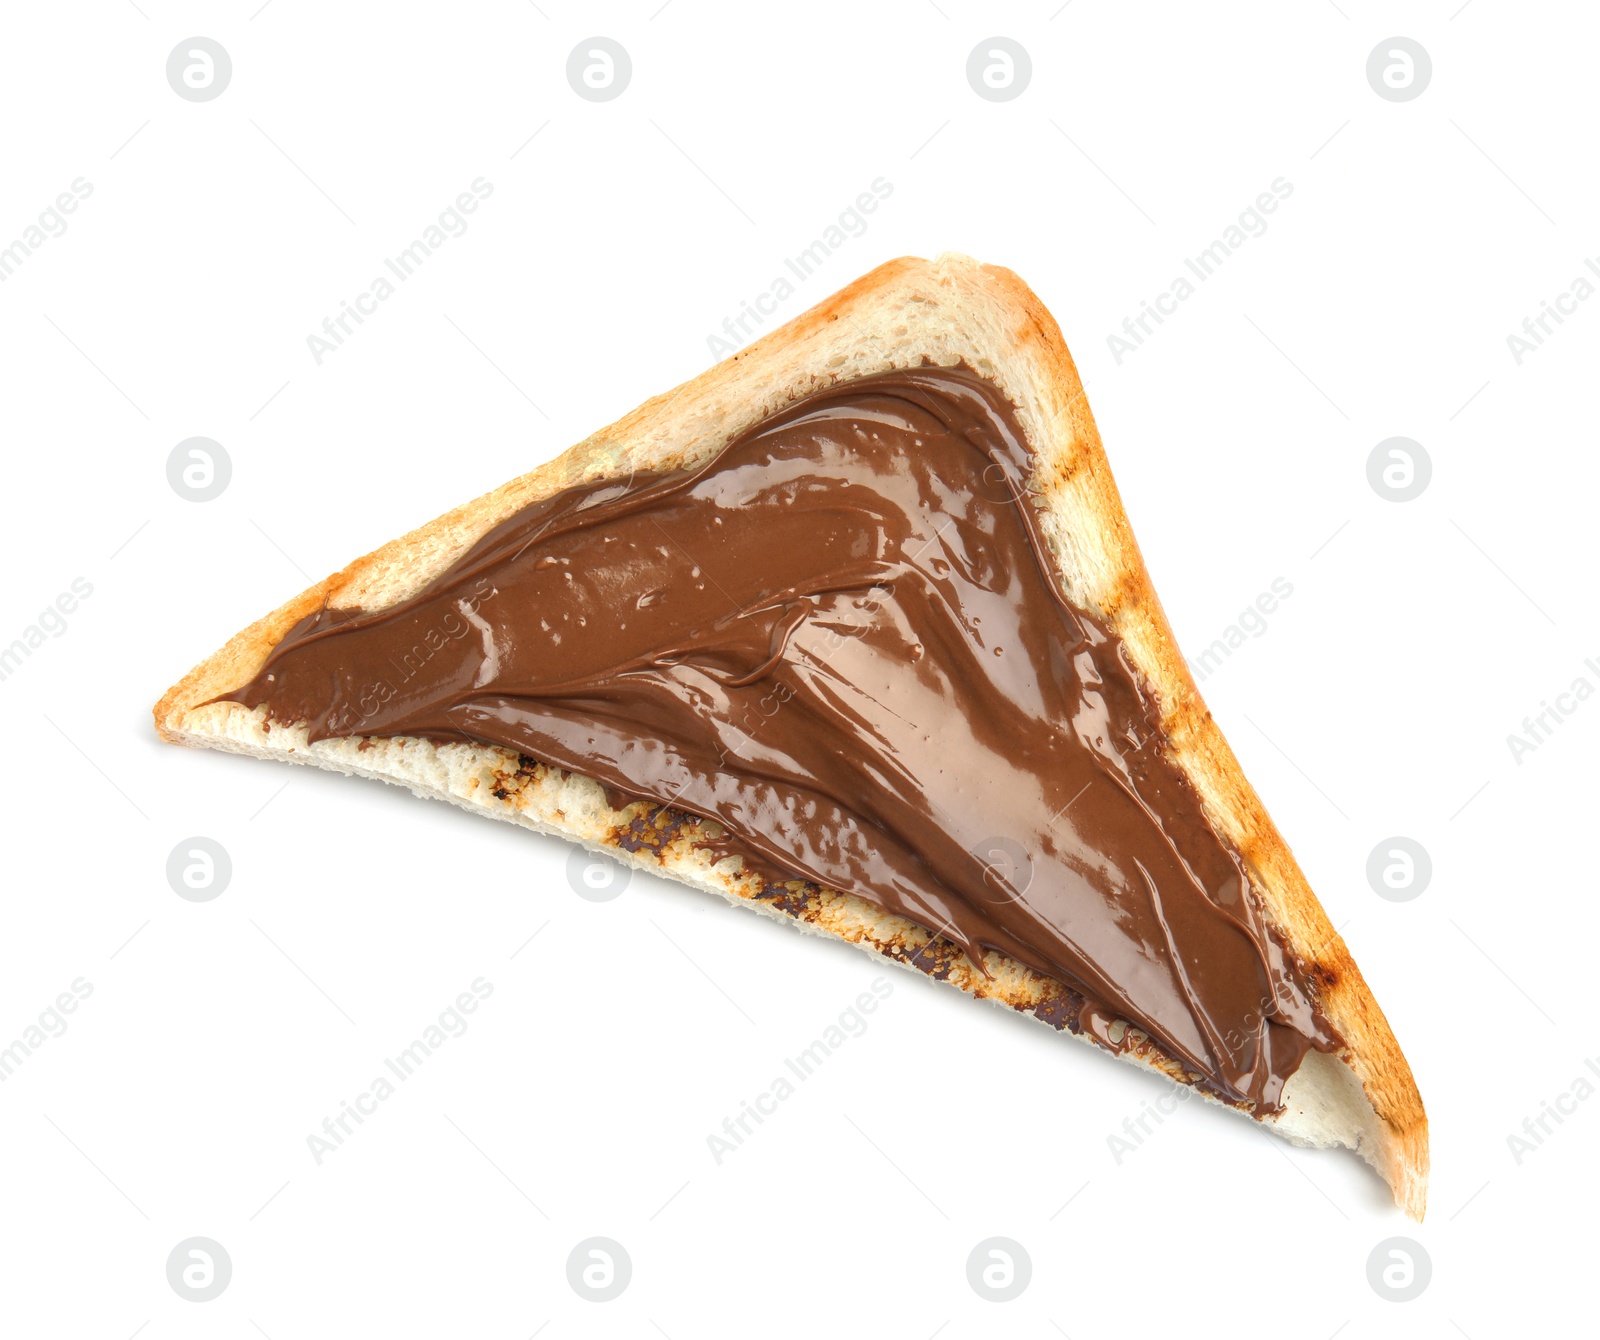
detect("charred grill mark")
(487, 752), (551, 805)
(752, 879), (822, 919)
(616, 804), (697, 857)
(1029, 986), (1087, 1034)
(900, 932), (966, 982)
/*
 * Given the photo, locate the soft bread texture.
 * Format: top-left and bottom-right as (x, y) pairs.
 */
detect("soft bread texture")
(155, 254), (1427, 1218)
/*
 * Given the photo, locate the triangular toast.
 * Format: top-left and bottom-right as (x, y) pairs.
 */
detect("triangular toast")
(155, 253), (1427, 1218)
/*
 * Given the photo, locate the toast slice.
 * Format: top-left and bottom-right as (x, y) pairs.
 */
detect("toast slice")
(154, 253), (1427, 1218)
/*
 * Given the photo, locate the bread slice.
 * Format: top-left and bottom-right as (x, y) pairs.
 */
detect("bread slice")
(154, 253), (1427, 1218)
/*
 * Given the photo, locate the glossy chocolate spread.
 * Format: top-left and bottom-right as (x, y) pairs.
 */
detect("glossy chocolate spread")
(222, 364), (1338, 1107)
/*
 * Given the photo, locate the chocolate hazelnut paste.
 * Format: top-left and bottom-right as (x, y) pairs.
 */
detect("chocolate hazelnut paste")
(223, 365), (1339, 1108)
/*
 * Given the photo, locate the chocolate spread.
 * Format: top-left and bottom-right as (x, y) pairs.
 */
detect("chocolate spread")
(222, 364), (1338, 1107)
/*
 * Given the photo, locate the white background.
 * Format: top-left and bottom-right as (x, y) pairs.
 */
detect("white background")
(1, 2), (1594, 1336)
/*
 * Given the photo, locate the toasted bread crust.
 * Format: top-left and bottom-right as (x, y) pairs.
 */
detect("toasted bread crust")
(156, 254), (1426, 1218)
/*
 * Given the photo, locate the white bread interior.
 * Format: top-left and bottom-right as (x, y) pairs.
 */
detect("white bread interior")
(155, 254), (1427, 1219)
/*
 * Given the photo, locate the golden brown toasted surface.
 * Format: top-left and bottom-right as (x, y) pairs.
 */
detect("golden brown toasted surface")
(155, 253), (1426, 1218)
